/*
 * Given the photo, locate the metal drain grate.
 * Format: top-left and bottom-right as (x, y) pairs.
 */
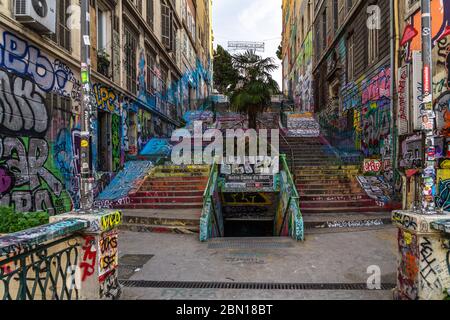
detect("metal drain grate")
(119, 280), (396, 291)
(208, 239), (295, 249)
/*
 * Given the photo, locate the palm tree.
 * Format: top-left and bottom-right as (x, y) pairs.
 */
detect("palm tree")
(229, 50), (280, 129)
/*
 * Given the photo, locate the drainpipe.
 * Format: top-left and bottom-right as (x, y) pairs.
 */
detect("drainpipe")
(420, 0), (436, 214)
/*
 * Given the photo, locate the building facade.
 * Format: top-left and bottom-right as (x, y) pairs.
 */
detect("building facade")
(312, 0), (392, 160)
(281, 0), (314, 112)
(0, 0), (213, 215)
(396, 0), (450, 210)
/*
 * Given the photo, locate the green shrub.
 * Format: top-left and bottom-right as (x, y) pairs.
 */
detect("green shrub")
(0, 207), (49, 234)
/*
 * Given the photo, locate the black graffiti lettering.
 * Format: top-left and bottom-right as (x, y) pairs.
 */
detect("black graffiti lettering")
(0, 70), (48, 136)
(420, 238), (442, 291)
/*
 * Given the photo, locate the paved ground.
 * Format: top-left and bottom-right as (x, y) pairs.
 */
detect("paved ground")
(117, 226), (398, 300)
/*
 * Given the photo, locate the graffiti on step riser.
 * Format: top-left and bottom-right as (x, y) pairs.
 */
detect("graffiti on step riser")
(311, 195), (364, 202)
(222, 193), (272, 206)
(325, 219), (384, 229)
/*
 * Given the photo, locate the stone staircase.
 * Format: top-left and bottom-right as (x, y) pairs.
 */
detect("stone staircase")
(280, 136), (388, 218)
(116, 165), (210, 234)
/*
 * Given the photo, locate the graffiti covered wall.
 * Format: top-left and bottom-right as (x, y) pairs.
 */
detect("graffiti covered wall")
(293, 31), (314, 112)
(0, 30), (82, 214)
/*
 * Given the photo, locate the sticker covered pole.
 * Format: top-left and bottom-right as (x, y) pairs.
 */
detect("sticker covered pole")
(80, 0), (94, 210)
(420, 0), (436, 214)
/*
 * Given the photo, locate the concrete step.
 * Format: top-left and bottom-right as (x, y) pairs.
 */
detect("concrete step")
(298, 188), (362, 195)
(296, 181), (360, 189)
(295, 176), (356, 183)
(301, 206), (387, 214)
(300, 199), (376, 209)
(119, 223), (200, 234)
(295, 169), (360, 175)
(293, 161), (342, 166)
(123, 213), (200, 227)
(299, 194), (370, 202)
(116, 203), (204, 210)
(139, 185), (207, 192)
(303, 212), (393, 230)
(145, 176), (209, 182)
(130, 196), (204, 204)
(143, 180), (208, 187)
(133, 191), (205, 197)
(294, 165), (361, 171)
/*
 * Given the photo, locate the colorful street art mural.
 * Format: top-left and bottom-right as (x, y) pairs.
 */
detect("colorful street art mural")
(0, 29), (82, 215)
(400, 0), (450, 138)
(293, 31), (314, 112)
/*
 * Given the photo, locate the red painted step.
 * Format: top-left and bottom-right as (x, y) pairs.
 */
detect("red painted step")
(115, 203), (204, 210)
(140, 184), (207, 192)
(301, 206), (387, 214)
(130, 196), (204, 204)
(133, 191), (204, 197)
(300, 199), (377, 209)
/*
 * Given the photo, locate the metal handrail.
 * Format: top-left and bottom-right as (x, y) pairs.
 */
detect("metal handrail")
(278, 154), (302, 240)
(279, 129), (295, 175)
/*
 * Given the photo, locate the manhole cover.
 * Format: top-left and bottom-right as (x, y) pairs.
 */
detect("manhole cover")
(208, 238), (295, 249)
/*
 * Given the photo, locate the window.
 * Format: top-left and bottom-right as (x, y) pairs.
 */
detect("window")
(146, 48), (156, 94)
(97, 9), (107, 51)
(161, 3), (171, 49)
(50, 0), (71, 51)
(367, 9), (379, 65)
(322, 9), (327, 50)
(134, 0), (142, 13)
(338, 0), (345, 27)
(125, 27), (138, 94)
(347, 32), (355, 80)
(333, 0), (339, 31)
(147, 0), (154, 29)
(347, 0), (354, 12)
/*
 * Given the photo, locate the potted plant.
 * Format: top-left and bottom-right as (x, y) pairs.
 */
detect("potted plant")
(97, 48), (111, 77)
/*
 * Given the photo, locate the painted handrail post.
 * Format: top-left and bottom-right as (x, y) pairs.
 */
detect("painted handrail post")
(50, 210), (123, 300)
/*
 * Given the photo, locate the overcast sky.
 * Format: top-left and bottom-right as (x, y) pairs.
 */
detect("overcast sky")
(212, 0), (283, 88)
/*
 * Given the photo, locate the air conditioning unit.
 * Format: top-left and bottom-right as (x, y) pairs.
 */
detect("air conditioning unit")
(14, 0), (56, 34)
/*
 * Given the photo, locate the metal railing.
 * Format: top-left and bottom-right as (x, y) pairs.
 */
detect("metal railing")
(0, 219), (88, 300)
(200, 163), (223, 241)
(279, 129), (295, 175)
(277, 154), (304, 241)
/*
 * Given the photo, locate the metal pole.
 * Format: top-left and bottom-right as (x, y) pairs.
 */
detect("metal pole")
(420, 0), (436, 214)
(80, 0), (94, 210)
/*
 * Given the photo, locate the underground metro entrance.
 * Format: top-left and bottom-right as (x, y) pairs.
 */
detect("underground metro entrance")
(220, 191), (279, 238)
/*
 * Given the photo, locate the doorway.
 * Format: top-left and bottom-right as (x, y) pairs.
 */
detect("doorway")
(98, 110), (112, 172)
